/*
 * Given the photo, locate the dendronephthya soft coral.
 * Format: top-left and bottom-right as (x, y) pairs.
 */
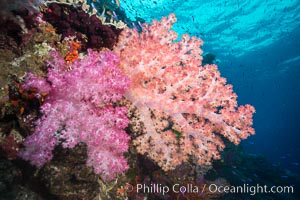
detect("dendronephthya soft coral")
(19, 49), (130, 180)
(114, 14), (255, 171)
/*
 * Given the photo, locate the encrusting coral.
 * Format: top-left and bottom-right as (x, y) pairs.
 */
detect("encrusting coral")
(114, 14), (255, 171)
(41, 2), (122, 50)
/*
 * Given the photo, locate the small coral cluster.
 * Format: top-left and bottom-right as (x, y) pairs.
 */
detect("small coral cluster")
(19, 50), (130, 180)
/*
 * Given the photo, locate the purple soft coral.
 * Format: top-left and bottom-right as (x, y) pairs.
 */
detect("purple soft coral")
(19, 49), (130, 180)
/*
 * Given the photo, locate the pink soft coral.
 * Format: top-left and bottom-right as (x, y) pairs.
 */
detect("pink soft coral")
(19, 49), (130, 180)
(114, 14), (255, 171)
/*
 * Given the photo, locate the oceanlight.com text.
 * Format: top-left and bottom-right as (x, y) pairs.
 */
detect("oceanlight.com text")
(134, 183), (294, 196)
(208, 183), (294, 196)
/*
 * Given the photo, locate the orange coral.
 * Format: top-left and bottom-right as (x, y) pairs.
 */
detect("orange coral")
(65, 41), (81, 65)
(45, 26), (56, 32)
(117, 186), (126, 196)
(8, 81), (43, 116)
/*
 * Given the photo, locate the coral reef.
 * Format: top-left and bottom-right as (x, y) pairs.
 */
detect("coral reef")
(38, 144), (99, 199)
(41, 2), (122, 50)
(0, 1), (49, 99)
(0, 22), (68, 101)
(0, 129), (24, 160)
(19, 49), (130, 180)
(0, 1), (260, 199)
(0, 155), (42, 200)
(0, 3), (41, 54)
(115, 14), (255, 171)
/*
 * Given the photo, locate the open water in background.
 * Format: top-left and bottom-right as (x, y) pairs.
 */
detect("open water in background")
(119, 0), (300, 176)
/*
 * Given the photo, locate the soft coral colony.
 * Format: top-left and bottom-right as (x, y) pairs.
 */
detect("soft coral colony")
(114, 14), (255, 171)
(19, 4), (255, 180)
(20, 50), (130, 180)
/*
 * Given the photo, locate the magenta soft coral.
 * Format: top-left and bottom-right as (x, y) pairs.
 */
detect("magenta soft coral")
(114, 14), (255, 171)
(19, 49), (130, 180)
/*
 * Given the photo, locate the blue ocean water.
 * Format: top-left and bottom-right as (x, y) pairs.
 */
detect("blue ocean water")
(120, 0), (300, 176)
